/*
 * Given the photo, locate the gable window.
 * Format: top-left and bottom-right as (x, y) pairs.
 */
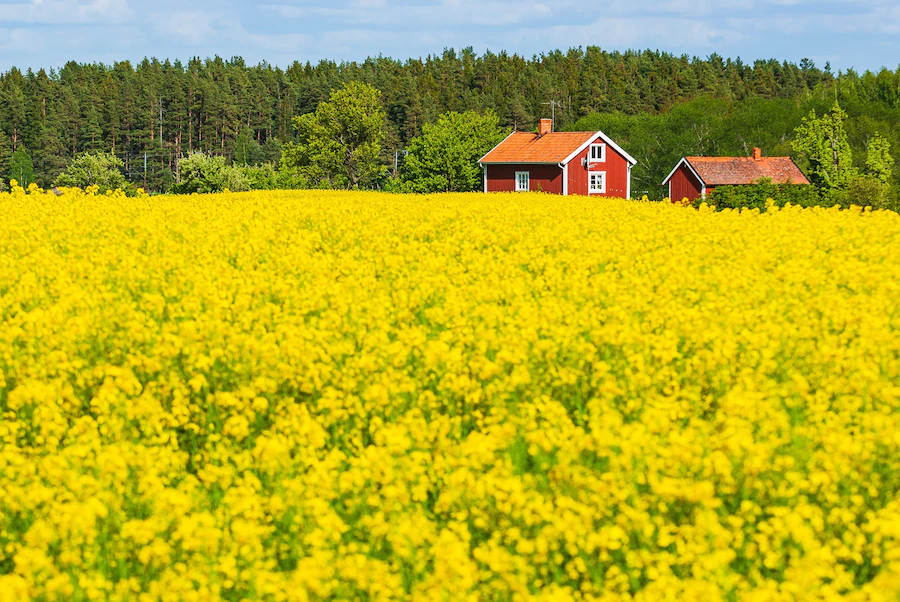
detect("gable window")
(589, 143), (606, 163)
(515, 171), (530, 192)
(589, 171), (606, 194)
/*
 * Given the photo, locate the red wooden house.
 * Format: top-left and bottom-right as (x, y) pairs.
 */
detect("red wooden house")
(479, 119), (637, 197)
(662, 148), (810, 202)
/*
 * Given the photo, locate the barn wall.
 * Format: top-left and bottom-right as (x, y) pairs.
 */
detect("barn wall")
(567, 142), (631, 197)
(668, 164), (704, 202)
(486, 165), (563, 194)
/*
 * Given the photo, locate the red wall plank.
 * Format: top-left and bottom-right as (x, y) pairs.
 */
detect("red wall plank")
(567, 143), (630, 198)
(669, 164), (704, 202)
(569, 147), (589, 195)
(486, 165), (563, 194)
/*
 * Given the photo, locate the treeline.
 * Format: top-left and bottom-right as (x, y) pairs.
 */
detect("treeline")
(1, 47), (898, 194)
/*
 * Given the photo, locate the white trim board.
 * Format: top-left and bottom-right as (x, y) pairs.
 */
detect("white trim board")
(562, 131), (638, 167)
(661, 157), (705, 187)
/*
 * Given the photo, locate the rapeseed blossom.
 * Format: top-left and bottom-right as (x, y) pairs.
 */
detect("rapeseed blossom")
(1, 186), (900, 600)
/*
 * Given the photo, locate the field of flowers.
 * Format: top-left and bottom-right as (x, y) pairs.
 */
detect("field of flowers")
(1, 184), (900, 601)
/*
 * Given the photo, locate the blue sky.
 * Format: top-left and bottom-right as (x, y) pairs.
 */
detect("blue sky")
(0, 0), (898, 74)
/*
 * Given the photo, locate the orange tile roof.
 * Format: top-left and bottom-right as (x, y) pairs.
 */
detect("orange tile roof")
(480, 132), (597, 164)
(686, 156), (810, 185)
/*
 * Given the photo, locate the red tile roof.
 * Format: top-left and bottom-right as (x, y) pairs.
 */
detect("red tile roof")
(480, 132), (597, 164)
(686, 156), (810, 185)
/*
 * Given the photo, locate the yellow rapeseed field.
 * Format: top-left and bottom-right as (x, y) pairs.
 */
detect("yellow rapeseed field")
(2, 183), (900, 602)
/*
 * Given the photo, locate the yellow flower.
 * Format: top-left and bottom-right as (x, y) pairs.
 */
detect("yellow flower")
(1, 189), (899, 600)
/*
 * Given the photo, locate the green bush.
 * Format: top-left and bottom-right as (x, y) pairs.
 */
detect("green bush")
(699, 179), (820, 210)
(847, 175), (898, 211)
(54, 151), (127, 193)
(171, 152), (229, 194)
(241, 163), (278, 190)
(171, 153), (282, 194)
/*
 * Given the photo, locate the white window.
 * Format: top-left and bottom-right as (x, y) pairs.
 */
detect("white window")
(589, 143), (606, 163)
(515, 171), (530, 192)
(589, 171), (606, 194)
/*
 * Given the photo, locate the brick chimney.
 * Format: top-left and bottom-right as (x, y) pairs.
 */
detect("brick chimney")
(538, 118), (552, 136)
(752, 147), (762, 161)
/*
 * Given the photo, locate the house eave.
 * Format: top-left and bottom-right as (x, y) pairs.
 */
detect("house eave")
(477, 161), (564, 166)
(662, 157), (706, 187)
(561, 131), (638, 166)
(478, 131), (518, 164)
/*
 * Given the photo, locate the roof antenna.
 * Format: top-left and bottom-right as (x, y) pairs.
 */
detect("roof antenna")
(541, 99), (564, 131)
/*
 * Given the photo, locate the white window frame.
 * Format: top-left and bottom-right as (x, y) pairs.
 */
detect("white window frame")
(588, 171), (606, 194)
(589, 143), (607, 163)
(515, 171), (530, 192)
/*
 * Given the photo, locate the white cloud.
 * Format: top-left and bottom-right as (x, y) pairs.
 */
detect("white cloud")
(245, 31), (311, 53)
(510, 15), (741, 51)
(153, 10), (223, 44)
(0, 0), (132, 24)
(656, 0), (756, 16)
(1, 0), (898, 73)
(261, 1), (554, 27)
(0, 27), (41, 51)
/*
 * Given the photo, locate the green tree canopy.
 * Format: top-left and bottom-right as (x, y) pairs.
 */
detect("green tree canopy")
(171, 152), (230, 194)
(281, 81), (386, 189)
(792, 103), (857, 191)
(171, 151), (280, 194)
(400, 110), (508, 193)
(0, 133), (11, 183)
(9, 146), (34, 187)
(54, 151), (126, 192)
(234, 129), (261, 166)
(865, 133), (894, 187)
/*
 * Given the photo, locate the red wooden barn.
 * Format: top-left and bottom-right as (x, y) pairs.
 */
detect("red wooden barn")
(479, 119), (637, 197)
(662, 148), (810, 202)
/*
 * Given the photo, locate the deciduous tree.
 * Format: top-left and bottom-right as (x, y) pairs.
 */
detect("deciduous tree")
(401, 110), (508, 193)
(281, 81), (386, 189)
(792, 103), (857, 191)
(8, 146), (34, 187)
(865, 133), (894, 187)
(54, 151), (126, 192)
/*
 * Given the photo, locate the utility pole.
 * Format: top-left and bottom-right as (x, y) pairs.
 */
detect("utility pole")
(143, 152), (148, 191)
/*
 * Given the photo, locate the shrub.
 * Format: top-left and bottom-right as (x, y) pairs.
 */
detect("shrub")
(701, 179), (820, 210)
(172, 153), (282, 194)
(171, 152), (229, 194)
(54, 151), (127, 193)
(241, 163), (278, 191)
(847, 175), (898, 211)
